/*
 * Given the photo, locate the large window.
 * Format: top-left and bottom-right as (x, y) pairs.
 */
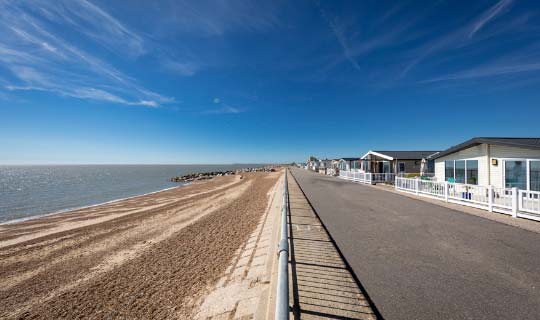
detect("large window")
(505, 160), (527, 189)
(455, 160), (465, 183)
(445, 161), (454, 181)
(444, 159), (478, 185)
(529, 161), (540, 191)
(466, 160), (478, 185)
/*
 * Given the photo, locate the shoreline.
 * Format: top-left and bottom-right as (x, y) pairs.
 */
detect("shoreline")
(0, 184), (184, 226)
(0, 171), (281, 319)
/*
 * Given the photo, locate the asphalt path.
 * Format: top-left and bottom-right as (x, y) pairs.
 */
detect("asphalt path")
(290, 167), (540, 320)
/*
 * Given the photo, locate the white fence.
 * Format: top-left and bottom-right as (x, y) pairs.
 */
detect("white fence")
(395, 177), (540, 222)
(339, 171), (395, 185)
(518, 190), (540, 220)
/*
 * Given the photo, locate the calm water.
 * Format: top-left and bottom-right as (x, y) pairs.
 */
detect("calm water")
(0, 164), (262, 223)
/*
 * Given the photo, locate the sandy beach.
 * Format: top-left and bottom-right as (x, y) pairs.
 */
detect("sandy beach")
(0, 170), (281, 319)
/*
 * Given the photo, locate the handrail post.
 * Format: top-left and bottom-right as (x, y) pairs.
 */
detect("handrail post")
(488, 185), (493, 212)
(511, 187), (518, 218)
(275, 170), (289, 320)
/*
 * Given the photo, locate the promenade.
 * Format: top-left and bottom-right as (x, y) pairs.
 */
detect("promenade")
(290, 167), (540, 320)
(287, 172), (378, 319)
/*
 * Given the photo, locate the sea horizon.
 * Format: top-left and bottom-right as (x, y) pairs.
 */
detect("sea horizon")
(0, 164), (266, 223)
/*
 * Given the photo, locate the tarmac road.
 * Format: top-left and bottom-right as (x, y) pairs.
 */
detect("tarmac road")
(290, 167), (540, 320)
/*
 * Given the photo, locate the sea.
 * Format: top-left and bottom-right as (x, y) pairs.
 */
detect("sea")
(0, 164), (263, 224)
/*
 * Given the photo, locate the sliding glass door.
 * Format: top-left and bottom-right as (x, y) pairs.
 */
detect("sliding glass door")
(530, 161), (540, 191)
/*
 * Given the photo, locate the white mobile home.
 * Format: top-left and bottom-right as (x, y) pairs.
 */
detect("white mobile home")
(432, 137), (540, 191)
(338, 158), (360, 172)
(361, 150), (439, 175)
(318, 158), (333, 175)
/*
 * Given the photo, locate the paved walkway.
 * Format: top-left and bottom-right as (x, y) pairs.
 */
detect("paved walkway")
(287, 172), (378, 320)
(290, 167), (540, 320)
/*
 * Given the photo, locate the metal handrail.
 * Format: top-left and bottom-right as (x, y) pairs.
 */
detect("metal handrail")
(275, 170), (289, 320)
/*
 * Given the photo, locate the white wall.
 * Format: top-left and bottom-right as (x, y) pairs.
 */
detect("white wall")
(435, 143), (540, 188)
(434, 144), (488, 185)
(490, 145), (540, 188)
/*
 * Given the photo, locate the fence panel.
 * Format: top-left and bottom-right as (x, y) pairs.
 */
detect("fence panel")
(518, 190), (540, 218)
(492, 187), (513, 210)
(395, 177), (416, 192)
(372, 173), (395, 184)
(447, 183), (489, 206)
(418, 180), (445, 198)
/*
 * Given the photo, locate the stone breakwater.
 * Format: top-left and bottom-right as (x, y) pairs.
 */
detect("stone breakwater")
(170, 166), (278, 183)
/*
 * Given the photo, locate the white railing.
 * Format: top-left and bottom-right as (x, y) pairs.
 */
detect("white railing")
(519, 190), (540, 218)
(339, 170), (372, 184)
(418, 179), (445, 198)
(395, 176), (417, 191)
(372, 173), (395, 183)
(448, 183), (489, 205)
(395, 177), (540, 222)
(492, 187), (513, 211)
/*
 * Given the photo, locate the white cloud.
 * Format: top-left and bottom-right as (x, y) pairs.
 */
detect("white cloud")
(163, 60), (200, 76)
(0, 0), (173, 107)
(468, 0), (513, 39)
(204, 105), (244, 114)
(213, 97), (221, 104)
(315, 2), (361, 72)
(422, 62), (540, 83)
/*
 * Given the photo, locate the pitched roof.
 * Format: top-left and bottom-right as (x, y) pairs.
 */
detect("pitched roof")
(363, 150), (439, 160)
(431, 137), (540, 159)
(339, 157), (358, 161)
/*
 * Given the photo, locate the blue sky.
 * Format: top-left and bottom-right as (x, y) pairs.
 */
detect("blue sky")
(1, 0), (540, 164)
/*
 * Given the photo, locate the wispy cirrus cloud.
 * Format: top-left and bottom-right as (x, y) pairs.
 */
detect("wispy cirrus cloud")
(155, 0), (282, 37)
(400, 0), (519, 79)
(314, 1), (361, 72)
(204, 106), (244, 115)
(422, 52), (540, 83)
(0, 0), (173, 107)
(468, 0), (514, 39)
(202, 97), (245, 114)
(314, 1), (435, 76)
(162, 60), (201, 77)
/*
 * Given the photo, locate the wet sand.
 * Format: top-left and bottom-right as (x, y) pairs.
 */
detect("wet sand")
(0, 171), (281, 319)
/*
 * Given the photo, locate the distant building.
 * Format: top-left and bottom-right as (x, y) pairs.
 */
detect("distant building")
(360, 151), (439, 175)
(431, 137), (540, 190)
(318, 158), (333, 175)
(306, 156), (319, 171)
(338, 158), (360, 172)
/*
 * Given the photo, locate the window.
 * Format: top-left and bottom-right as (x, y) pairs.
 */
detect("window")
(445, 161), (454, 181)
(427, 160), (435, 173)
(455, 160), (465, 183)
(398, 162), (405, 173)
(530, 161), (540, 191)
(505, 160), (527, 189)
(445, 159), (477, 184)
(466, 160), (478, 185)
